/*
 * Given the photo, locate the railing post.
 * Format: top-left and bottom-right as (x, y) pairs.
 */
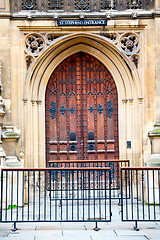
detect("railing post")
(134, 221), (139, 231)
(12, 221), (17, 232)
(93, 221), (99, 231)
(0, 169), (3, 222)
(121, 168), (123, 221)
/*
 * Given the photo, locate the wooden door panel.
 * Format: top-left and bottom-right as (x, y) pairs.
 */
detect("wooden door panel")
(45, 52), (119, 166)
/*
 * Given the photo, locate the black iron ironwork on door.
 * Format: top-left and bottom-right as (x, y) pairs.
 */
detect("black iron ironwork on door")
(45, 52), (119, 166)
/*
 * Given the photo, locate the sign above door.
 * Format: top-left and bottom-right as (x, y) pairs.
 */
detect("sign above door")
(57, 19), (107, 26)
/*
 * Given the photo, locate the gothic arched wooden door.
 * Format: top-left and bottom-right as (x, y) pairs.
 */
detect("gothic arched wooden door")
(45, 52), (119, 166)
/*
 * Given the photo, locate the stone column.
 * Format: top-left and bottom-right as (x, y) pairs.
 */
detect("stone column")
(121, 99), (127, 160)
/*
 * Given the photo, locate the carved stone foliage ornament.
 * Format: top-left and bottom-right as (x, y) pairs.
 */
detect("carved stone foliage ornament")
(24, 33), (66, 71)
(100, 32), (140, 69)
(120, 33), (139, 55)
(25, 34), (45, 56)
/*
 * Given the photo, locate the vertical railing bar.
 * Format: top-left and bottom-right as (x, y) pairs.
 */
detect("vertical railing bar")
(104, 170), (106, 221)
(16, 171), (19, 221)
(77, 169), (79, 220)
(83, 170), (84, 221)
(28, 171), (29, 221)
(69, 168), (71, 202)
(66, 170), (68, 221)
(142, 170), (145, 220)
(153, 170), (156, 220)
(131, 170), (134, 220)
(61, 169), (63, 221)
(44, 171), (46, 221)
(53, 170), (56, 221)
(99, 170), (101, 220)
(93, 170), (95, 220)
(109, 169), (112, 222)
(72, 170), (74, 221)
(39, 171), (41, 221)
(33, 171), (35, 221)
(136, 170), (139, 220)
(121, 169), (123, 221)
(147, 170), (150, 220)
(11, 171), (13, 222)
(49, 170), (51, 221)
(128, 164), (131, 200)
(125, 169), (128, 220)
(5, 171), (8, 221)
(22, 171), (24, 221)
(55, 170), (57, 221)
(0, 170), (3, 222)
(88, 170), (90, 220)
(115, 161), (117, 198)
(159, 170), (160, 211)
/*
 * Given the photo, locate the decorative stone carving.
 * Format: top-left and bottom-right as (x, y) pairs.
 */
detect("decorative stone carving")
(12, 0), (151, 12)
(21, 0), (37, 10)
(25, 34), (45, 56)
(24, 31), (140, 72)
(74, 0), (90, 10)
(102, 33), (119, 44)
(100, 0), (115, 10)
(127, 0), (142, 9)
(45, 33), (60, 44)
(48, 0), (63, 10)
(131, 54), (139, 68)
(100, 32), (140, 69)
(24, 33), (68, 70)
(120, 33), (139, 55)
(25, 56), (34, 70)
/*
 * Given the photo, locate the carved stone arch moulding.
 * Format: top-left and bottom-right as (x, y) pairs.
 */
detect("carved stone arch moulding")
(100, 31), (140, 69)
(23, 33), (142, 168)
(24, 32), (69, 71)
(24, 31), (140, 74)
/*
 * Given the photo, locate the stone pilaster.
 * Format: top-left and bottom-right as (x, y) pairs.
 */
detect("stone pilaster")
(147, 122), (160, 166)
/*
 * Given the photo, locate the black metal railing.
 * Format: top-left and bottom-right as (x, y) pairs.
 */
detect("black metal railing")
(121, 167), (160, 230)
(49, 159), (130, 199)
(11, 0), (152, 13)
(0, 167), (111, 230)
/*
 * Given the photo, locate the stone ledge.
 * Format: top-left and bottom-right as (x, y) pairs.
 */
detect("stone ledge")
(5, 156), (23, 168)
(8, 10), (160, 20)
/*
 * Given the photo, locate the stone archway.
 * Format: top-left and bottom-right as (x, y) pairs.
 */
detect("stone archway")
(45, 52), (119, 166)
(23, 33), (142, 168)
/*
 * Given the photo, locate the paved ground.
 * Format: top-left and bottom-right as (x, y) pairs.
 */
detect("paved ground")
(0, 201), (160, 240)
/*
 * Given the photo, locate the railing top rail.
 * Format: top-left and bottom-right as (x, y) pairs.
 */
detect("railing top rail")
(49, 159), (129, 163)
(121, 167), (160, 170)
(1, 167), (111, 171)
